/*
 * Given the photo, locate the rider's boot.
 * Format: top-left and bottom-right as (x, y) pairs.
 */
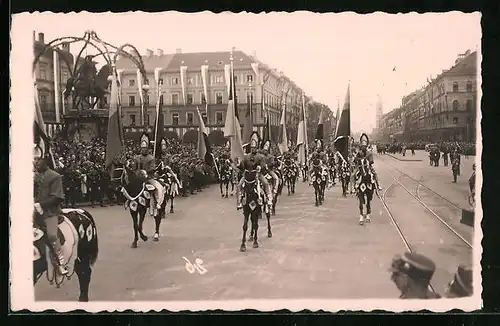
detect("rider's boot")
(51, 239), (68, 275)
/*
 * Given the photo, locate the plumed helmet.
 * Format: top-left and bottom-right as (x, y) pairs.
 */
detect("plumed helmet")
(160, 137), (168, 151)
(288, 139), (292, 148)
(360, 133), (369, 147)
(140, 133), (150, 149)
(315, 139), (323, 150)
(225, 139), (231, 149)
(33, 144), (43, 159)
(261, 139), (271, 152)
(250, 131), (260, 149)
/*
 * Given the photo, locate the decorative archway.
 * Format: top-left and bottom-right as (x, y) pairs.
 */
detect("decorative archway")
(208, 130), (226, 146)
(182, 129), (198, 143)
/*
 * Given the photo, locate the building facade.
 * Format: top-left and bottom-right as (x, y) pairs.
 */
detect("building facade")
(33, 31), (74, 132)
(113, 48), (305, 141)
(379, 50), (477, 143)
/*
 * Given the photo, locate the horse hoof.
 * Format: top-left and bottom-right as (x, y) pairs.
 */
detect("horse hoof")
(140, 234), (148, 242)
(225, 194), (228, 198)
(78, 296), (89, 302)
(131, 242), (138, 248)
(253, 242), (259, 248)
(153, 233), (159, 242)
(170, 208), (174, 213)
(221, 194), (224, 197)
(359, 221), (364, 226)
(240, 245), (246, 252)
(268, 232), (272, 238)
(366, 218), (371, 223)
(315, 203), (319, 207)
(231, 193), (234, 196)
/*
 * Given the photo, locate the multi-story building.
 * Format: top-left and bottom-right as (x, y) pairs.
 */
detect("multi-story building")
(114, 48), (305, 141)
(33, 31), (74, 135)
(379, 50), (477, 143)
(379, 107), (405, 143)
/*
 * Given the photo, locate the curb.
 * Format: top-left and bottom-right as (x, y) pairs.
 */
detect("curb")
(385, 153), (423, 162)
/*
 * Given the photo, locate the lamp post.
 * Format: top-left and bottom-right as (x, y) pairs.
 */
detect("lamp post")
(141, 84), (150, 127)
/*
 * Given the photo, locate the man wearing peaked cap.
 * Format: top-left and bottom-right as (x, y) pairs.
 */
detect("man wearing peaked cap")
(389, 252), (441, 299)
(444, 264), (473, 298)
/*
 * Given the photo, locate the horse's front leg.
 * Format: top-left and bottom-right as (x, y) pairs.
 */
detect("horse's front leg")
(315, 185), (319, 206)
(358, 193), (365, 225)
(241, 209), (249, 252)
(129, 209), (139, 248)
(365, 192), (372, 223)
(138, 206), (148, 241)
(170, 194), (175, 213)
(220, 181), (224, 197)
(153, 201), (166, 241)
(252, 209), (260, 248)
(266, 205), (272, 238)
(225, 182), (229, 198)
(74, 257), (91, 302)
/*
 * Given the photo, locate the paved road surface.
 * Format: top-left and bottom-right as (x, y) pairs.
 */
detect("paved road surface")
(35, 153), (474, 301)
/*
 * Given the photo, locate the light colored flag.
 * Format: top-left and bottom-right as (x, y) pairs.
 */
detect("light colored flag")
(278, 106), (288, 154)
(297, 93), (307, 165)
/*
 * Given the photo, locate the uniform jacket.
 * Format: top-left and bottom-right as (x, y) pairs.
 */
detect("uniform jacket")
(34, 168), (65, 218)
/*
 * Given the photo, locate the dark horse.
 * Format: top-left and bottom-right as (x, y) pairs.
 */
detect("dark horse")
(33, 208), (98, 302)
(338, 159), (351, 197)
(238, 169), (269, 252)
(283, 159), (297, 195)
(120, 160), (166, 247)
(63, 57), (111, 110)
(219, 159), (234, 198)
(355, 158), (376, 226)
(310, 159), (327, 206)
(155, 162), (178, 215)
(249, 170), (276, 240)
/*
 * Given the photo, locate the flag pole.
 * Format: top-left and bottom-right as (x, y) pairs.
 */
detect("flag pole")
(152, 69), (163, 159)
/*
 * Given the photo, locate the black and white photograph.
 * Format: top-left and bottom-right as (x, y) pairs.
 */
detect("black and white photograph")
(10, 11), (482, 311)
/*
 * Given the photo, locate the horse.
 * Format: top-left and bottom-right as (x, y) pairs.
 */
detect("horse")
(338, 160), (351, 197)
(355, 158), (376, 225)
(238, 169), (267, 252)
(63, 60), (111, 110)
(327, 157), (337, 186)
(250, 169), (277, 239)
(33, 208), (98, 302)
(155, 162), (179, 215)
(120, 161), (166, 247)
(283, 159), (297, 195)
(219, 160), (234, 198)
(310, 160), (326, 206)
(451, 157), (460, 183)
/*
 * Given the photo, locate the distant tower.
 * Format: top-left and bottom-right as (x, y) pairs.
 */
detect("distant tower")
(375, 94), (383, 129)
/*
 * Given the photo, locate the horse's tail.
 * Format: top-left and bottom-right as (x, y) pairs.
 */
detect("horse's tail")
(81, 210), (99, 266)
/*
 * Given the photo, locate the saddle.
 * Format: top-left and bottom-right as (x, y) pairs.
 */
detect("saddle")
(33, 213), (80, 286)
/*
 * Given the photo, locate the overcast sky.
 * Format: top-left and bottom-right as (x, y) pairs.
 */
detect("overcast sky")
(13, 11), (480, 132)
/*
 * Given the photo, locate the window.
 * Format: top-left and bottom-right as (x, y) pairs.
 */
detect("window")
(61, 72), (68, 84)
(172, 77), (179, 85)
(144, 79), (150, 85)
(144, 95), (149, 106)
(171, 93), (179, 105)
(202, 113), (208, 124)
(452, 100), (459, 111)
(129, 79), (135, 87)
(453, 117), (459, 124)
(158, 78), (164, 85)
(452, 82), (459, 92)
(187, 112), (194, 125)
(159, 95), (164, 106)
(40, 95), (47, 110)
(466, 99), (473, 111)
(39, 67), (47, 80)
(246, 91), (254, 104)
(187, 93), (194, 105)
(172, 113), (179, 126)
(103, 96), (108, 105)
(216, 111), (224, 124)
(246, 74), (253, 83)
(234, 76), (238, 84)
(201, 93), (206, 105)
(145, 114), (150, 126)
(216, 92), (223, 104)
(187, 77), (194, 85)
(215, 75), (224, 84)
(129, 96), (135, 106)
(466, 81), (473, 92)
(130, 114), (136, 126)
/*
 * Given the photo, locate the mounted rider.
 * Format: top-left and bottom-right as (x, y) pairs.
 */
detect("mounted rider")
(33, 144), (68, 276)
(450, 145), (461, 179)
(133, 133), (165, 209)
(236, 132), (273, 209)
(259, 138), (280, 199)
(353, 133), (382, 191)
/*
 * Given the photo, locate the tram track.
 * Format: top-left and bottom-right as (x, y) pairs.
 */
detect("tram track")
(376, 160), (473, 296)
